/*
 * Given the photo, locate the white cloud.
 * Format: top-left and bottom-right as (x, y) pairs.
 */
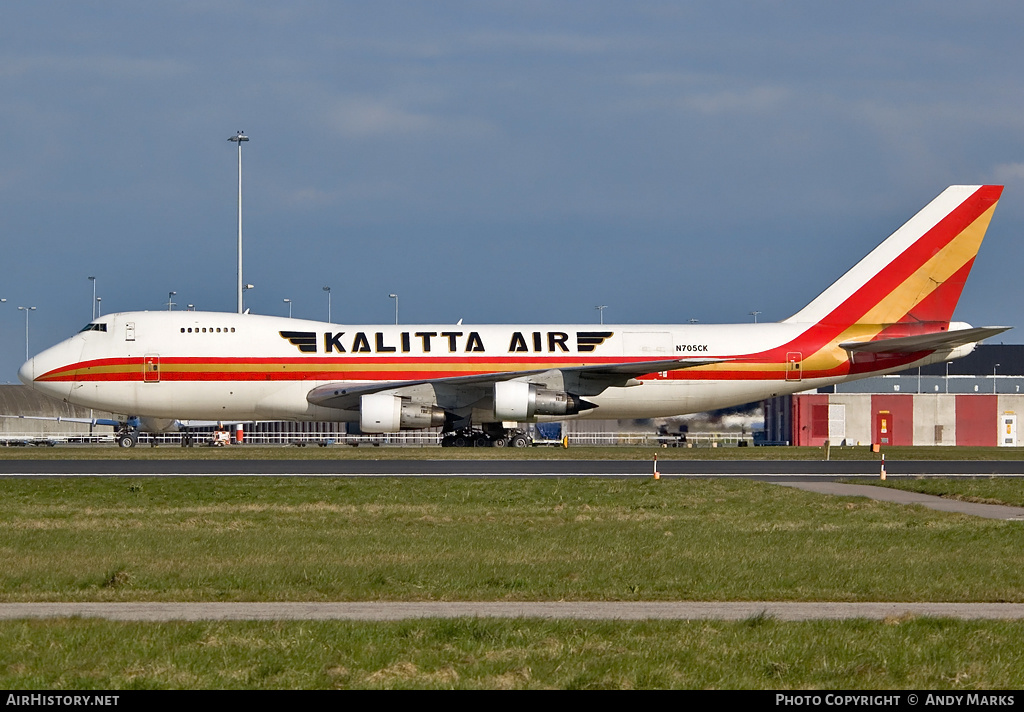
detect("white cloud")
(465, 31), (637, 55)
(992, 163), (1024, 182)
(321, 96), (497, 140)
(677, 85), (791, 115)
(0, 54), (186, 81)
(326, 98), (437, 137)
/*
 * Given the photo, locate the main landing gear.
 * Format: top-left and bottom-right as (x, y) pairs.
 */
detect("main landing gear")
(440, 427), (533, 448)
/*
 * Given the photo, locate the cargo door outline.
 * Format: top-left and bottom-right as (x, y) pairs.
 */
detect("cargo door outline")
(143, 354), (160, 383)
(785, 352), (802, 382)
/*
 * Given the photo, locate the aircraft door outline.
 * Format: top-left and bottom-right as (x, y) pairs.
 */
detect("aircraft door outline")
(143, 354), (160, 383)
(786, 352), (802, 382)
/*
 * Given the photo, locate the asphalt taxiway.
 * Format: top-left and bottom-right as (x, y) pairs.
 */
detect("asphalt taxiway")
(3, 458), (1024, 477)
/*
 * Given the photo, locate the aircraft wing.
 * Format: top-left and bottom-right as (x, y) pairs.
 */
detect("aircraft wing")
(306, 357), (727, 410)
(0, 414), (247, 430)
(839, 326), (1010, 354)
(0, 414), (117, 427)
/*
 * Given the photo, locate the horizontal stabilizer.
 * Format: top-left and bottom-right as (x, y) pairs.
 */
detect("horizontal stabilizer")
(839, 326), (1011, 354)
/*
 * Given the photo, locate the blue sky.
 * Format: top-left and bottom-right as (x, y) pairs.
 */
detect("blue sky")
(1, 1), (1023, 381)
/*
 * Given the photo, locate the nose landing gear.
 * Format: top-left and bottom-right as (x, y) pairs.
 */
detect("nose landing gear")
(116, 428), (139, 449)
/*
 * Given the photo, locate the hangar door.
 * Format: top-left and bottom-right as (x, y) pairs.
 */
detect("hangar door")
(828, 404), (846, 443)
(1001, 413), (1017, 447)
(875, 410), (892, 446)
(810, 403), (846, 444)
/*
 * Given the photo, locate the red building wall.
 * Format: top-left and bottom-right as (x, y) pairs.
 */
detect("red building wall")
(791, 394), (830, 446)
(955, 395), (997, 446)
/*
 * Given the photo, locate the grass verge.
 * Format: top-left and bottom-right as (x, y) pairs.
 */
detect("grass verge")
(2, 617), (1022, 689)
(868, 477), (1024, 508)
(1, 477), (1022, 602)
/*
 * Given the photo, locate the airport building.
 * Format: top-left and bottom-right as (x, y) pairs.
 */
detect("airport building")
(0, 385), (117, 444)
(765, 345), (1024, 447)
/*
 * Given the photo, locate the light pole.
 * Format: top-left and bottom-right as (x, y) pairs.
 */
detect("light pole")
(283, 298), (292, 318)
(323, 286), (331, 323)
(750, 310), (762, 323)
(88, 276), (96, 320)
(96, 297), (102, 317)
(994, 363), (1000, 394)
(595, 305), (607, 325)
(242, 284), (254, 312)
(946, 361), (950, 394)
(18, 307), (36, 361)
(228, 130), (249, 314)
(389, 293), (399, 325)
(167, 291), (177, 311)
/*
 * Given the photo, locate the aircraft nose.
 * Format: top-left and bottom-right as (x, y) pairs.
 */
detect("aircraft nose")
(17, 358), (34, 386)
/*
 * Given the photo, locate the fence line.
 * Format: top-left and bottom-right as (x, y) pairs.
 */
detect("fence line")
(0, 430), (755, 448)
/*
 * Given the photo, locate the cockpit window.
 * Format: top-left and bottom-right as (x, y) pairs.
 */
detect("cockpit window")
(79, 323), (108, 333)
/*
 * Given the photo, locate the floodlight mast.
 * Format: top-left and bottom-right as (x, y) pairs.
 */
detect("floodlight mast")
(228, 131), (249, 314)
(18, 306), (36, 361)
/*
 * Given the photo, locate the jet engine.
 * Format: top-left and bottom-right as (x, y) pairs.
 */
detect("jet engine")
(492, 381), (590, 420)
(360, 393), (446, 433)
(138, 417), (181, 433)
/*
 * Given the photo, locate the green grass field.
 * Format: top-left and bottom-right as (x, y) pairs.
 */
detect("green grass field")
(871, 477), (1024, 508)
(4, 617), (1024, 689)
(1, 477), (1021, 603)
(3, 469), (1023, 689)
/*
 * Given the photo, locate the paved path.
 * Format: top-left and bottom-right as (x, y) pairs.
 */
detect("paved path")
(3, 601), (1024, 621)
(776, 481), (1024, 520)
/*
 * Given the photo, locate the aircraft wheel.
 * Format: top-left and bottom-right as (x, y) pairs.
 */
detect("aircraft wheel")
(117, 434), (137, 449)
(491, 436), (507, 448)
(510, 435), (529, 448)
(453, 435), (469, 448)
(474, 435), (490, 448)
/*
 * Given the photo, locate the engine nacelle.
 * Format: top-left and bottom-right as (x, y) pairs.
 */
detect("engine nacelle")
(360, 393), (446, 433)
(493, 381), (585, 420)
(138, 417), (180, 433)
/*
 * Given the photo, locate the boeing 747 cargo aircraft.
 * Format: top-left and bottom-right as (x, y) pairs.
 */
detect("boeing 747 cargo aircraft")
(19, 185), (1008, 447)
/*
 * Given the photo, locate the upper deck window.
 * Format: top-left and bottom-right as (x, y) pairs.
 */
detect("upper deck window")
(79, 323), (108, 333)
(180, 326), (237, 334)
